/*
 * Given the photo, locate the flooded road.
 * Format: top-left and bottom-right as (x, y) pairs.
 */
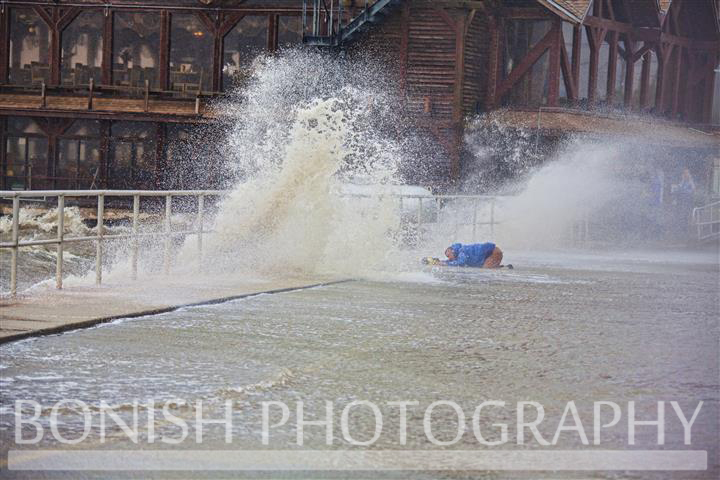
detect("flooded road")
(1, 250), (718, 479)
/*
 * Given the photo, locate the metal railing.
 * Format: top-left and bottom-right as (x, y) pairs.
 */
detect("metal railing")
(1, 190), (505, 297)
(1, 190), (225, 297)
(692, 200), (720, 242)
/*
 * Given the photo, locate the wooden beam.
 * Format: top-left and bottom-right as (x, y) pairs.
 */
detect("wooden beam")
(584, 15), (634, 35)
(154, 122), (166, 189)
(485, 15), (501, 109)
(671, 46), (683, 117)
(701, 53), (718, 123)
(496, 27), (555, 100)
(560, 32), (577, 100)
(586, 25), (607, 104)
(500, 7), (551, 19)
(158, 11), (170, 90)
(606, 30), (618, 104)
(434, 6), (457, 31)
(102, 10), (113, 85)
(547, 20), (562, 106)
(604, 0), (615, 20)
(0, 6), (9, 83)
(399, 1), (410, 94)
(623, 37), (635, 106)
(453, 14), (466, 124)
(639, 51), (651, 108)
(654, 44), (672, 111)
(267, 14), (277, 52)
(631, 42), (655, 63)
(571, 25), (581, 96)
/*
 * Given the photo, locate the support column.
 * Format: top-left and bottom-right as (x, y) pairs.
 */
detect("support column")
(154, 123), (166, 189)
(623, 38), (635, 107)
(102, 9), (113, 85)
(547, 20), (562, 106)
(671, 46), (683, 118)
(571, 25), (581, 96)
(0, 5), (9, 83)
(158, 11), (171, 90)
(606, 31), (618, 104)
(485, 16), (501, 110)
(639, 51), (651, 109)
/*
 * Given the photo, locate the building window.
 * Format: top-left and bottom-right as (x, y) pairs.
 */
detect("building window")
(113, 12), (161, 89)
(170, 13), (213, 94)
(4, 118), (48, 190)
(222, 15), (269, 91)
(278, 16), (303, 47)
(109, 122), (157, 189)
(9, 9), (51, 86)
(57, 120), (102, 189)
(61, 11), (104, 86)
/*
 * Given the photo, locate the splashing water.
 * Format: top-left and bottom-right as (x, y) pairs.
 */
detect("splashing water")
(187, 50), (435, 278)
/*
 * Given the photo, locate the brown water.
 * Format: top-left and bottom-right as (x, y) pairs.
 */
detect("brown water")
(1, 249), (718, 479)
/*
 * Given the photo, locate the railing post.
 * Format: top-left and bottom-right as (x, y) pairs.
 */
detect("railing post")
(96, 194), (104, 285)
(56, 195), (65, 289)
(164, 194), (172, 274)
(490, 198), (495, 239)
(10, 196), (19, 297)
(417, 197), (423, 241)
(197, 194), (204, 271)
(131, 194), (140, 280)
(472, 198), (478, 241)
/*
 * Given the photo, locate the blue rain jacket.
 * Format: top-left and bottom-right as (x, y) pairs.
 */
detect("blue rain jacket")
(446, 242), (496, 267)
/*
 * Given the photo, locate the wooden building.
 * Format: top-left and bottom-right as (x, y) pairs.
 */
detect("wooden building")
(0, 0), (718, 192)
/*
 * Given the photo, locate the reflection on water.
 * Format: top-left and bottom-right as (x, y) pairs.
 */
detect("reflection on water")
(1, 253), (718, 479)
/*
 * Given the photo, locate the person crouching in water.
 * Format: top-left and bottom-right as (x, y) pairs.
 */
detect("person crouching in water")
(442, 242), (503, 268)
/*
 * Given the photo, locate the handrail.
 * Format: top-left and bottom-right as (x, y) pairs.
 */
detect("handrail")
(1, 189), (227, 297)
(692, 200), (720, 242)
(1, 189), (505, 297)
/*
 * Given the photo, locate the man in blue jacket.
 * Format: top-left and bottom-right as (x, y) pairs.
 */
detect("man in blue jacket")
(424, 242), (504, 268)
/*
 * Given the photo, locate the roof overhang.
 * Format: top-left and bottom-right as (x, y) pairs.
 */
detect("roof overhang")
(535, 0), (582, 23)
(482, 108), (720, 149)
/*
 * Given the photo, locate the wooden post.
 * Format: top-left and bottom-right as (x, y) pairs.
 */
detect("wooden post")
(399, 1), (410, 94)
(606, 31), (618, 104)
(655, 44), (669, 112)
(623, 37), (635, 107)
(639, 51), (651, 109)
(159, 10), (171, 90)
(485, 16), (501, 110)
(547, 20), (562, 106)
(586, 25), (606, 105)
(671, 46), (683, 118)
(702, 53), (718, 123)
(0, 5), (8, 83)
(102, 9), (113, 85)
(571, 25), (581, 96)
(154, 123), (166, 189)
(100, 120), (110, 188)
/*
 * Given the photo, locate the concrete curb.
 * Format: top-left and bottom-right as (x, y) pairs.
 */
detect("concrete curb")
(0, 279), (354, 345)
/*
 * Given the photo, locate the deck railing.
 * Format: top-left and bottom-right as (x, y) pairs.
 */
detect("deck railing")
(0, 190), (225, 297)
(692, 200), (720, 242)
(1, 190), (506, 297)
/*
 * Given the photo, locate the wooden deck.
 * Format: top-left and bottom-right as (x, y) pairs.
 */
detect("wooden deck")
(0, 93), (217, 121)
